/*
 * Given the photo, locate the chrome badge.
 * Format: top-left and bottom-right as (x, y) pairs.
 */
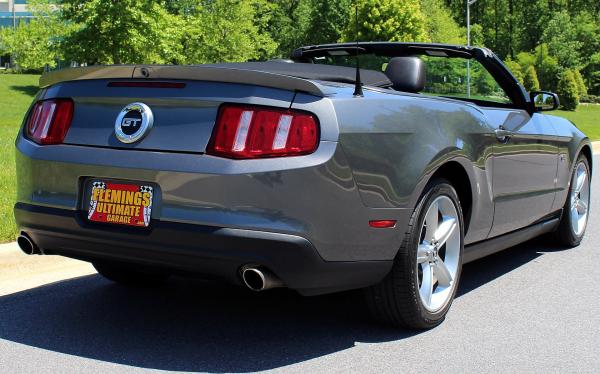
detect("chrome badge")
(115, 102), (154, 143)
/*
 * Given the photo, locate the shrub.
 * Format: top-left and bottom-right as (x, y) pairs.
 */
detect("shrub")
(505, 59), (524, 85)
(580, 94), (600, 104)
(557, 70), (580, 111)
(573, 70), (588, 97)
(523, 65), (540, 92)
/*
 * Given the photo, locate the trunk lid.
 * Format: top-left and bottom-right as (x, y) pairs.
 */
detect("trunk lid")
(38, 65), (326, 153)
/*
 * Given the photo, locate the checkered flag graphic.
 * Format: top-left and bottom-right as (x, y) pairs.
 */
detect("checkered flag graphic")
(88, 181), (106, 219)
(139, 185), (153, 226)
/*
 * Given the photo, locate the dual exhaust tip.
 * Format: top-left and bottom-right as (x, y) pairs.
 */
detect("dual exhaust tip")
(241, 266), (283, 292)
(17, 234), (40, 255)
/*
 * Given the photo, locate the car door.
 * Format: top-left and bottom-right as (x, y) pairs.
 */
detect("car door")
(420, 54), (558, 238)
(482, 108), (558, 237)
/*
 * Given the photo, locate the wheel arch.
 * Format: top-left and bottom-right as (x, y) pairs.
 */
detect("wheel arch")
(410, 156), (477, 237)
(579, 143), (593, 174)
(428, 160), (474, 235)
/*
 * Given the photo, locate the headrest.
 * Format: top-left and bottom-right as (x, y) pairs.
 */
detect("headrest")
(384, 57), (426, 93)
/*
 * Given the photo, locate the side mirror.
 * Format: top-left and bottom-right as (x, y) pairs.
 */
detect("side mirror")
(530, 91), (559, 112)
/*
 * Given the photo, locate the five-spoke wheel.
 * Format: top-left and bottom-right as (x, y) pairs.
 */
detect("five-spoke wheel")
(556, 154), (591, 247)
(366, 178), (464, 329)
(570, 161), (590, 236)
(417, 195), (461, 312)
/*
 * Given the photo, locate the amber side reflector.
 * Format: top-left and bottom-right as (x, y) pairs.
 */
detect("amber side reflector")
(369, 220), (397, 228)
(107, 81), (186, 88)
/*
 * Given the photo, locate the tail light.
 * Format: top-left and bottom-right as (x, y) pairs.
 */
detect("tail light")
(207, 104), (319, 159)
(26, 99), (74, 145)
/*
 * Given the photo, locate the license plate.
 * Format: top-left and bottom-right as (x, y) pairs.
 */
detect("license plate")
(87, 181), (153, 227)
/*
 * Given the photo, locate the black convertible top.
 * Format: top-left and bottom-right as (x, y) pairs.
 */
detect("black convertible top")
(206, 61), (392, 88)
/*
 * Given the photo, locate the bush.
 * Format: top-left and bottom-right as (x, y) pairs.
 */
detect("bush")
(581, 94), (600, 104)
(474, 70), (496, 95)
(523, 65), (540, 92)
(573, 70), (588, 97)
(504, 59), (524, 85)
(557, 70), (580, 111)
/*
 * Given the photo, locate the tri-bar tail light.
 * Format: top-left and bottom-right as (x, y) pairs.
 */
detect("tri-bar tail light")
(25, 99), (74, 145)
(207, 104), (319, 159)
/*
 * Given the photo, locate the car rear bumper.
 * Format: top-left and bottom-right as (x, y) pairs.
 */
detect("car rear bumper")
(15, 203), (392, 295)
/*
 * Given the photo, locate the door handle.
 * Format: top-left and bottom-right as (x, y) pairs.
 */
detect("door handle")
(495, 127), (512, 143)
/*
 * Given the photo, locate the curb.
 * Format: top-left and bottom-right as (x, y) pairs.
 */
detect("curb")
(593, 141), (600, 155)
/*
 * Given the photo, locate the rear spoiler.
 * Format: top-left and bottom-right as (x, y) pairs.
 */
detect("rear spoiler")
(39, 65), (327, 97)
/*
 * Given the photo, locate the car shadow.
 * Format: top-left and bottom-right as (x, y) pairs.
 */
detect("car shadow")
(9, 85), (39, 97)
(0, 236), (569, 372)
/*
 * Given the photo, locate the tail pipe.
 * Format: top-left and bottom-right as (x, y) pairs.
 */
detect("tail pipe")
(241, 266), (284, 292)
(17, 233), (40, 255)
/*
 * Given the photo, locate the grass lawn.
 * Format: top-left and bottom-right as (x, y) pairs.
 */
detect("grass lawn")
(555, 104), (600, 140)
(0, 74), (39, 243)
(0, 74), (598, 243)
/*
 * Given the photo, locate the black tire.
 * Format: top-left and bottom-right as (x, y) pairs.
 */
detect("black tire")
(555, 154), (591, 247)
(365, 178), (464, 329)
(93, 261), (169, 286)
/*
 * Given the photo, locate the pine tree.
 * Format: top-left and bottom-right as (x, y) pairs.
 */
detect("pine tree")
(505, 59), (524, 85)
(556, 70), (580, 111)
(340, 0), (429, 42)
(523, 65), (540, 92)
(573, 69), (588, 97)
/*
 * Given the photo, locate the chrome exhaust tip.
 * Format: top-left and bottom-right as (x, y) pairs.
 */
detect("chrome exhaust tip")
(241, 266), (283, 291)
(17, 234), (38, 255)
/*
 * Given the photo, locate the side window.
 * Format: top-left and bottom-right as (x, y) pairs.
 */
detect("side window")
(421, 56), (513, 105)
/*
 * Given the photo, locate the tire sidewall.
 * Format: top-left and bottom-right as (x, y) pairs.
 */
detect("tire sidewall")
(407, 179), (465, 324)
(563, 155), (591, 244)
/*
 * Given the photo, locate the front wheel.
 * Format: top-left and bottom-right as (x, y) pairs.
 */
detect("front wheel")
(555, 154), (591, 247)
(365, 179), (464, 329)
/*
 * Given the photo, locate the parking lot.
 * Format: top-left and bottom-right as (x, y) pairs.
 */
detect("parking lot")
(0, 155), (598, 373)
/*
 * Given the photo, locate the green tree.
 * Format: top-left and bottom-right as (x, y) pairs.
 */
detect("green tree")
(181, 0), (277, 63)
(523, 65), (540, 92)
(307, 0), (352, 45)
(542, 11), (582, 70)
(504, 58), (523, 84)
(421, 0), (464, 44)
(263, 0), (313, 57)
(474, 69), (496, 95)
(533, 44), (561, 91)
(572, 69), (587, 97)
(60, 0), (185, 64)
(517, 44), (562, 92)
(556, 70), (579, 111)
(341, 0), (429, 42)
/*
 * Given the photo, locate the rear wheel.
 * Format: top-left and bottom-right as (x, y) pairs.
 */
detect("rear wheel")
(555, 154), (591, 247)
(93, 261), (169, 286)
(365, 179), (464, 329)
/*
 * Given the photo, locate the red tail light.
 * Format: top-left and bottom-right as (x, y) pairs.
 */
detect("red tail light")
(207, 104), (319, 159)
(26, 99), (74, 145)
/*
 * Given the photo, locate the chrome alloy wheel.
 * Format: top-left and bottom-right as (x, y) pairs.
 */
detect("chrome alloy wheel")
(570, 161), (590, 236)
(417, 195), (461, 312)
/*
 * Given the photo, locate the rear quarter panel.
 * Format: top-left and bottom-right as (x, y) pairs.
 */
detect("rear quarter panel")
(323, 87), (497, 244)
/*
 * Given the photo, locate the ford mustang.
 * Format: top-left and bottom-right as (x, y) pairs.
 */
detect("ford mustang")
(14, 42), (592, 329)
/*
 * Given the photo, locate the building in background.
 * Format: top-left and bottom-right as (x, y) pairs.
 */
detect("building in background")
(0, 0), (32, 28)
(1, 0), (33, 67)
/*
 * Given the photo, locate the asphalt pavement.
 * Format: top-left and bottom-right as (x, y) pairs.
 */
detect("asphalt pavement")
(0, 155), (598, 373)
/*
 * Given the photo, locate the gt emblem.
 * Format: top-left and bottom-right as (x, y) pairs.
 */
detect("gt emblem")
(115, 102), (154, 143)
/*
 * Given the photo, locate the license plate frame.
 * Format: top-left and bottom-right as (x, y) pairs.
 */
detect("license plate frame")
(86, 180), (154, 228)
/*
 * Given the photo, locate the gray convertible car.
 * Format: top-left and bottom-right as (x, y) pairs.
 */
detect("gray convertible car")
(15, 42), (592, 329)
